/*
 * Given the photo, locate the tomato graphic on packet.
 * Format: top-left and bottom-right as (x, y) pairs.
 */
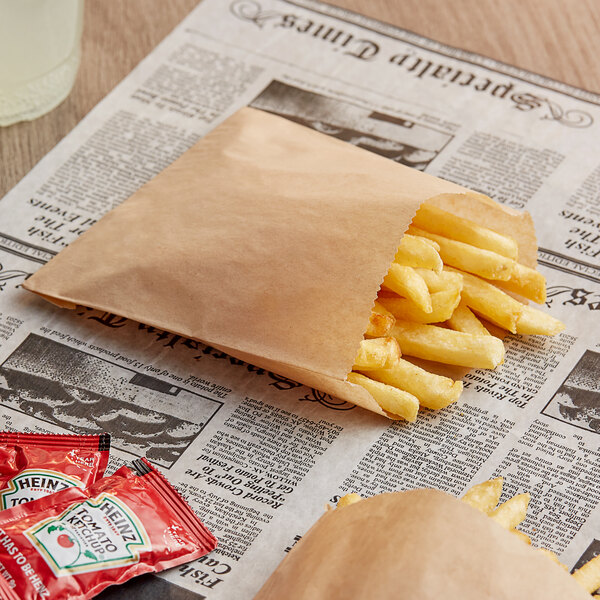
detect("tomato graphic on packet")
(57, 534), (75, 549)
(41, 525), (83, 568)
(34, 522), (100, 571)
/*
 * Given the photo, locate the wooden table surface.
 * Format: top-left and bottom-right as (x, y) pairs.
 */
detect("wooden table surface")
(1, 0), (599, 199)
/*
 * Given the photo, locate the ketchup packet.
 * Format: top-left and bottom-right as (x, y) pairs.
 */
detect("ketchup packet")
(0, 458), (217, 600)
(0, 432), (111, 511)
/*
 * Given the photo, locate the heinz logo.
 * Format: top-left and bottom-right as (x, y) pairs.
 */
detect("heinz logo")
(0, 470), (83, 509)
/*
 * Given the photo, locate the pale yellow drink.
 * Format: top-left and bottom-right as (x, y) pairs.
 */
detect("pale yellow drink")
(0, 0), (84, 126)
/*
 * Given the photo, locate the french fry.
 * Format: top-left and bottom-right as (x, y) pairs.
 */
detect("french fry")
(391, 320), (505, 369)
(373, 300), (394, 319)
(446, 267), (523, 333)
(461, 481), (598, 587)
(393, 234), (443, 273)
(412, 203), (519, 259)
(353, 337), (400, 370)
(516, 304), (566, 336)
(496, 261), (547, 304)
(417, 236), (441, 251)
(572, 555), (600, 594)
(337, 493), (362, 509)
(461, 477), (503, 514)
(408, 225), (515, 281)
(447, 300), (491, 336)
(382, 264), (432, 313)
(365, 357), (462, 410)
(347, 372), (419, 422)
(490, 493), (530, 529)
(379, 287), (461, 324)
(414, 268), (463, 294)
(356, 202), (564, 420)
(365, 301), (395, 337)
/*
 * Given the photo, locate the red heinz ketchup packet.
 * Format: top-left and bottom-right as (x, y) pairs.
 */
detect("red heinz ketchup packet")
(0, 433), (111, 511)
(0, 458), (217, 600)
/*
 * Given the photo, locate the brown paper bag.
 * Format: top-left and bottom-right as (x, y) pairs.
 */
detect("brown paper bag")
(22, 107), (537, 418)
(253, 489), (590, 600)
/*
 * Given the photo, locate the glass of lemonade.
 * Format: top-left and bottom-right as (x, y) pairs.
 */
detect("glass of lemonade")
(0, 0), (84, 126)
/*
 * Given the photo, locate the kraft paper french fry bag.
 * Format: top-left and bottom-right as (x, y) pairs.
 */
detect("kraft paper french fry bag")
(254, 490), (590, 600)
(22, 107), (538, 418)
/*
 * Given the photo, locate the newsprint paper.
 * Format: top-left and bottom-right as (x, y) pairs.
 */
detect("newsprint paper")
(1, 1), (600, 598)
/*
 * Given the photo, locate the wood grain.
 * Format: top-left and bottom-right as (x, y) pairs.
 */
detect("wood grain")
(1, 0), (599, 198)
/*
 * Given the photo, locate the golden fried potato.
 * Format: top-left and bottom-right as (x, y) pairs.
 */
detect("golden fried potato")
(516, 304), (566, 336)
(393, 234), (443, 273)
(337, 493), (363, 509)
(347, 372), (419, 421)
(447, 300), (491, 336)
(365, 301), (396, 337)
(412, 203), (519, 259)
(496, 262), (547, 304)
(490, 493), (530, 529)
(379, 287), (461, 324)
(572, 555), (600, 594)
(445, 267), (523, 333)
(391, 321), (505, 369)
(383, 264), (432, 313)
(462, 478), (503, 514)
(353, 337), (400, 370)
(365, 357), (462, 410)
(409, 225), (515, 281)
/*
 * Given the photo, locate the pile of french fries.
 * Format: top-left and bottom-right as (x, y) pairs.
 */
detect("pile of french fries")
(348, 203), (565, 421)
(337, 480), (600, 597)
